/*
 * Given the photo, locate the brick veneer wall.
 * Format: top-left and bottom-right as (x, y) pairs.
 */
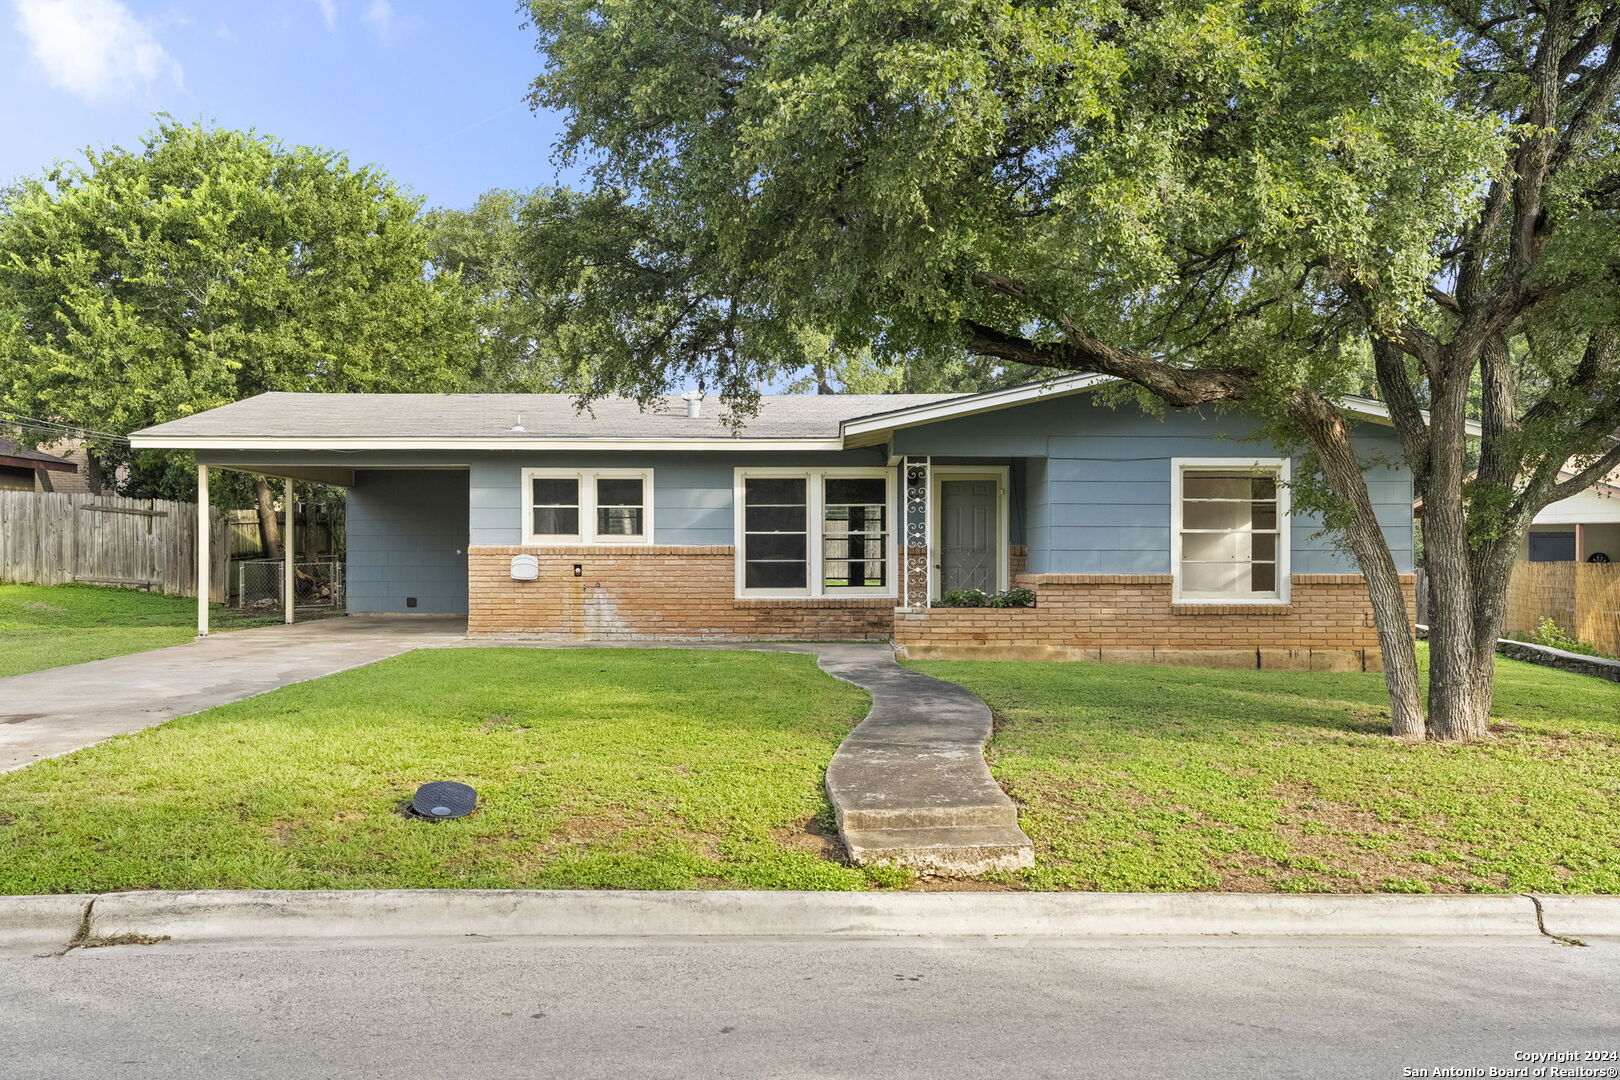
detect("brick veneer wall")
(468, 545), (894, 640)
(893, 573), (1416, 672)
(468, 545), (1407, 669)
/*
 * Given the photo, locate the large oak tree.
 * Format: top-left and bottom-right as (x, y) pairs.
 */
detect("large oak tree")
(520, 0), (1620, 740)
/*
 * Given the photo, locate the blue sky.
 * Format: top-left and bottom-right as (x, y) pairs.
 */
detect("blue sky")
(2, 0), (579, 209)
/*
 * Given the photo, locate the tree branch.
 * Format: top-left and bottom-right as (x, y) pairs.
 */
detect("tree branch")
(958, 319), (1253, 406)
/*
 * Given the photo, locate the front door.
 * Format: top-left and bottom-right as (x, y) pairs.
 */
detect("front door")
(939, 479), (998, 595)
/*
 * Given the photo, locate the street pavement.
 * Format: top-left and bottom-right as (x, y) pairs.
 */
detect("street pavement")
(2, 937), (1616, 1079)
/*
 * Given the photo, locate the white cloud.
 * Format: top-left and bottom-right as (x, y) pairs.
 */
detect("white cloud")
(13, 0), (182, 101)
(310, 0), (335, 30)
(360, 0), (390, 34)
(360, 0), (417, 42)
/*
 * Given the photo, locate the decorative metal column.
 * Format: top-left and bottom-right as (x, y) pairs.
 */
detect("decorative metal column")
(902, 457), (931, 608)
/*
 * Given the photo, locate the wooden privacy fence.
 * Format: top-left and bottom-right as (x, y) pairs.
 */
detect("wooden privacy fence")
(1504, 560), (1620, 656)
(0, 490), (227, 601)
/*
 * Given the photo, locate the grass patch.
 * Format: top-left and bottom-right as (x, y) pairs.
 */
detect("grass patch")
(909, 650), (1620, 894)
(0, 583), (290, 677)
(0, 647), (888, 893)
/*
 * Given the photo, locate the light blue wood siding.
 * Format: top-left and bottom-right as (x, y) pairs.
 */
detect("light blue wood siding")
(208, 392), (1415, 593)
(893, 396), (1413, 575)
(346, 469), (469, 613)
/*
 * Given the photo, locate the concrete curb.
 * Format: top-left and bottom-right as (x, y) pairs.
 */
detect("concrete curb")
(1533, 895), (1620, 939)
(34, 890), (1557, 948)
(0, 895), (91, 955)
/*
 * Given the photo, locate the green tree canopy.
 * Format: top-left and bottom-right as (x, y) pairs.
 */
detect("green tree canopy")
(0, 118), (476, 454)
(520, 0), (1620, 739)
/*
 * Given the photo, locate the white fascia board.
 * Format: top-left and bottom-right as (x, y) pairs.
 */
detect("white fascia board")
(837, 372), (1484, 442)
(839, 373), (1114, 438)
(127, 436), (849, 452)
(1333, 395), (1484, 437)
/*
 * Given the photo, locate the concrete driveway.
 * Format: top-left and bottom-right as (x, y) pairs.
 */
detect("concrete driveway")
(0, 615), (467, 773)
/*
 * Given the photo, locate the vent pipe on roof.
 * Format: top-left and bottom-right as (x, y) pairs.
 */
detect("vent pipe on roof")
(681, 391), (703, 419)
(509, 414), (526, 432)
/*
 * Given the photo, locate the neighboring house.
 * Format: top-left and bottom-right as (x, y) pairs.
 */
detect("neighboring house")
(0, 438), (78, 492)
(1523, 468), (1619, 564)
(128, 374), (1416, 671)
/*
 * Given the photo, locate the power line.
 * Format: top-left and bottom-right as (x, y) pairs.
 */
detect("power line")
(0, 411), (130, 445)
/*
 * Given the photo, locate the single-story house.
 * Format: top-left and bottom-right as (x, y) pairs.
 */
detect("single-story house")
(127, 374), (1416, 671)
(0, 438), (78, 492)
(1523, 468), (1619, 563)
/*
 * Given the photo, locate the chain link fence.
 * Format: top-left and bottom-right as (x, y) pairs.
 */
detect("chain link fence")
(234, 559), (345, 611)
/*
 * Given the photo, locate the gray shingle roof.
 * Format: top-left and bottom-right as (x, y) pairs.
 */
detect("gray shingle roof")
(0, 437), (77, 469)
(130, 392), (966, 443)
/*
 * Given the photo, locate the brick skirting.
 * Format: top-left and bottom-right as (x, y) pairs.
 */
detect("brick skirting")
(468, 545), (1408, 667)
(891, 573), (1415, 672)
(467, 545), (895, 640)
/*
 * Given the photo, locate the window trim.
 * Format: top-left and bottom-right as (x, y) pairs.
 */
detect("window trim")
(1170, 457), (1291, 605)
(733, 467), (898, 599)
(521, 468), (654, 545)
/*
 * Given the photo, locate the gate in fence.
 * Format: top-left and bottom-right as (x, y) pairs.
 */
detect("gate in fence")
(235, 559), (346, 611)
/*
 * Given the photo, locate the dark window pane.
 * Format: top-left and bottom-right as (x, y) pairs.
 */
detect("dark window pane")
(745, 560), (807, 589)
(597, 477), (643, 506)
(533, 477), (578, 506)
(824, 477), (885, 505)
(744, 505), (806, 532)
(533, 506), (580, 536)
(1250, 476), (1277, 500)
(745, 532), (807, 560)
(745, 477), (806, 505)
(1252, 503), (1278, 530)
(1252, 533), (1277, 561)
(1251, 562), (1277, 592)
(598, 507), (644, 536)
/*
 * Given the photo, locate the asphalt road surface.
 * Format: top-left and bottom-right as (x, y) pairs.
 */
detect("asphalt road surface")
(2, 938), (1617, 1080)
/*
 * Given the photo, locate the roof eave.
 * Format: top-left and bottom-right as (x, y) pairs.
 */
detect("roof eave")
(126, 435), (852, 453)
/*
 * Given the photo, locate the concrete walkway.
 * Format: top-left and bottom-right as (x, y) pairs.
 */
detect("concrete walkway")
(470, 638), (1035, 876)
(0, 616), (467, 773)
(816, 646), (1034, 877)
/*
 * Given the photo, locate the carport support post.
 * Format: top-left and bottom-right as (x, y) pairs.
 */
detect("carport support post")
(196, 463), (210, 637)
(283, 478), (294, 625)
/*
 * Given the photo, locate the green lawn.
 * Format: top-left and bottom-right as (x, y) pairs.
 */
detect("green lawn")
(0, 648), (892, 894)
(910, 650), (1620, 894)
(0, 583), (285, 677)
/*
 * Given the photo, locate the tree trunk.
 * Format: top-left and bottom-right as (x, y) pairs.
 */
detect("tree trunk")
(1416, 350), (1494, 742)
(84, 450), (105, 496)
(1291, 393), (1426, 737)
(255, 476), (284, 560)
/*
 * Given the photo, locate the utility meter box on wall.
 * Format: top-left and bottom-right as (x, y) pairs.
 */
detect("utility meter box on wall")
(509, 554), (539, 581)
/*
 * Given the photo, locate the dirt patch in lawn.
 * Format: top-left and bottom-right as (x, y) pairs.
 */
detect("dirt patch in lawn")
(772, 814), (846, 863)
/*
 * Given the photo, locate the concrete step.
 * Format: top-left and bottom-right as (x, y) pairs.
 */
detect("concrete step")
(843, 824), (1036, 879)
(835, 797), (1020, 832)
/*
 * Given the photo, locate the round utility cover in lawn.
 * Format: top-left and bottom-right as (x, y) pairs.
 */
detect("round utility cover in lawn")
(409, 781), (477, 820)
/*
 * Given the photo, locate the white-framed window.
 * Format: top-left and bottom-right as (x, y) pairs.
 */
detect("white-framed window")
(734, 467), (896, 597)
(1171, 458), (1291, 603)
(522, 468), (654, 545)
